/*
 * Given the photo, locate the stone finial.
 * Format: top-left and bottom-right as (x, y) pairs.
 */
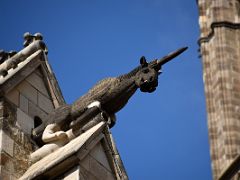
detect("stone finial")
(0, 34), (48, 78)
(34, 33), (43, 40)
(23, 32), (48, 54)
(23, 32), (33, 47)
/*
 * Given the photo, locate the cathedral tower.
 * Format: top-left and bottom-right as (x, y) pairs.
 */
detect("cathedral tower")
(197, 0), (240, 179)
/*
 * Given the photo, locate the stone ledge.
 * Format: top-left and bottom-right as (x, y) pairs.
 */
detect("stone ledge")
(19, 122), (106, 180)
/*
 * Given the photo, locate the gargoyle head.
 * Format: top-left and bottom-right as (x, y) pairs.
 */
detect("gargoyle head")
(135, 56), (160, 93)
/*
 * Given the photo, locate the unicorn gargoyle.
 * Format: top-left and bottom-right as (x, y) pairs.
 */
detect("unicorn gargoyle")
(32, 47), (187, 149)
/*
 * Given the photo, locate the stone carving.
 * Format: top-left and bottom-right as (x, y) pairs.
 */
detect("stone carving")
(0, 38), (47, 77)
(23, 32), (48, 54)
(0, 50), (17, 64)
(24, 32), (42, 47)
(30, 47), (187, 163)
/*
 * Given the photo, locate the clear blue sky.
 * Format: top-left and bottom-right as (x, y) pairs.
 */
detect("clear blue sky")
(0, 0), (212, 179)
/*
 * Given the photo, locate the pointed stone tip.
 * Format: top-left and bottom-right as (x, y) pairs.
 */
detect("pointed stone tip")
(178, 46), (188, 54)
(156, 46), (188, 66)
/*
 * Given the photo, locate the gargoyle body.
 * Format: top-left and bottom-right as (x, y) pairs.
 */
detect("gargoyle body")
(32, 47), (187, 145)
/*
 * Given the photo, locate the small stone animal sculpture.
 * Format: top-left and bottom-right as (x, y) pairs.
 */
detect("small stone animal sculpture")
(32, 47), (187, 145)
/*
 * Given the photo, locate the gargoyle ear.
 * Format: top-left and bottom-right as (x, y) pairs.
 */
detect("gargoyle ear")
(140, 56), (148, 67)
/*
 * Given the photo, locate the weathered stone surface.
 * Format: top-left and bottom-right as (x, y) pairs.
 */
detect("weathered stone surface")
(16, 108), (34, 135)
(89, 156), (110, 179)
(19, 94), (28, 113)
(6, 89), (19, 107)
(80, 154), (90, 171)
(81, 154), (115, 180)
(0, 152), (14, 172)
(28, 101), (47, 123)
(37, 92), (54, 113)
(13, 143), (30, 177)
(17, 81), (38, 105)
(0, 167), (9, 180)
(80, 165), (98, 180)
(90, 142), (112, 171)
(34, 67), (43, 78)
(198, 0), (240, 179)
(0, 102), (34, 178)
(26, 71), (50, 98)
(0, 130), (14, 156)
(62, 165), (80, 180)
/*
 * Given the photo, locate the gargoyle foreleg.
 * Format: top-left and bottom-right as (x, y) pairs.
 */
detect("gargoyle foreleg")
(42, 124), (68, 144)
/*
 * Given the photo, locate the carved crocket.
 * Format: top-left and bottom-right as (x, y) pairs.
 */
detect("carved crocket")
(32, 47), (187, 145)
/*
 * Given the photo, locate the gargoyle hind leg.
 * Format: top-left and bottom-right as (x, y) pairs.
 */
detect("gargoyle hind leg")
(70, 101), (117, 134)
(70, 101), (103, 131)
(41, 101), (103, 144)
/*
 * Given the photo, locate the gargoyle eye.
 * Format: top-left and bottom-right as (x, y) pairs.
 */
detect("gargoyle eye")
(143, 69), (149, 73)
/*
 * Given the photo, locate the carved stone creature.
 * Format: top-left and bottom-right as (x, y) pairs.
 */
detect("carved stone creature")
(30, 47), (187, 163)
(33, 47), (187, 146)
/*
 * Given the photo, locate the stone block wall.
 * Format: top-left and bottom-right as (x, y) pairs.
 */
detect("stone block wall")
(56, 141), (116, 180)
(6, 68), (54, 135)
(80, 142), (116, 180)
(0, 68), (57, 179)
(61, 166), (81, 180)
(198, 0), (240, 179)
(0, 99), (34, 179)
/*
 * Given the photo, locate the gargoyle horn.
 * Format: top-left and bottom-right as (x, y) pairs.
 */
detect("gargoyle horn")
(149, 47), (188, 71)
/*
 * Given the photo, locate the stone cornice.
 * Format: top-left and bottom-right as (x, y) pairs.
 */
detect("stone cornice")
(198, 21), (240, 46)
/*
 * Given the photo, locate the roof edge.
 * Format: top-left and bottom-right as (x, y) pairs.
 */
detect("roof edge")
(19, 122), (106, 180)
(0, 40), (47, 77)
